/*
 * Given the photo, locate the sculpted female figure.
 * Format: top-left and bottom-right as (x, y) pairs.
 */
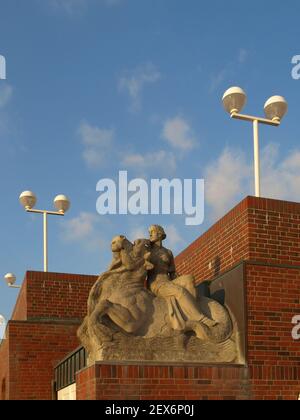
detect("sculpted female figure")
(147, 225), (217, 337)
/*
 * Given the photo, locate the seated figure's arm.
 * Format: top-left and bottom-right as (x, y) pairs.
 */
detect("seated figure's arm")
(144, 252), (154, 271)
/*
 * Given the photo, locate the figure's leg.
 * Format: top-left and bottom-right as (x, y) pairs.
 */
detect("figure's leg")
(157, 282), (217, 327)
(106, 303), (142, 334)
(89, 299), (141, 335)
(173, 275), (197, 299)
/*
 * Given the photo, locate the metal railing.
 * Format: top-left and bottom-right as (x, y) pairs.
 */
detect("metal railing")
(54, 346), (86, 392)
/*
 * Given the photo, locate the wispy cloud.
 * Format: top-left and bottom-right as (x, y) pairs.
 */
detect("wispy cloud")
(105, 0), (122, 5)
(118, 62), (161, 113)
(210, 49), (249, 93)
(78, 121), (114, 169)
(204, 147), (251, 220)
(78, 114), (196, 178)
(210, 69), (228, 93)
(62, 211), (98, 241)
(128, 226), (148, 242)
(165, 224), (185, 251)
(238, 48), (248, 64)
(0, 314), (6, 341)
(122, 150), (177, 175)
(44, 0), (121, 16)
(61, 211), (107, 251)
(47, 0), (88, 15)
(162, 116), (196, 151)
(121, 116), (197, 176)
(0, 84), (13, 108)
(204, 143), (300, 221)
(261, 143), (300, 201)
(78, 121), (177, 175)
(0, 84), (13, 138)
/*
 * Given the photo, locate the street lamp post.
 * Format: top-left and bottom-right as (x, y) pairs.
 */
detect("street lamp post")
(222, 87), (288, 198)
(19, 192), (71, 272)
(4, 273), (21, 289)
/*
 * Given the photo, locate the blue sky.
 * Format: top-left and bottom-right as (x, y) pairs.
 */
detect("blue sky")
(0, 0), (300, 323)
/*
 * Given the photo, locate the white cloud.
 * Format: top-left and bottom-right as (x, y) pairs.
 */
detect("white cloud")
(105, 0), (121, 4)
(129, 226), (148, 242)
(238, 48), (248, 64)
(209, 48), (248, 92)
(0, 319), (6, 341)
(62, 212), (98, 242)
(261, 143), (300, 201)
(0, 84), (13, 138)
(162, 116), (196, 151)
(78, 121), (177, 175)
(119, 62), (161, 112)
(48, 0), (88, 15)
(45, 0), (120, 16)
(61, 211), (108, 252)
(204, 148), (251, 220)
(0, 84), (13, 108)
(79, 121), (114, 168)
(204, 143), (300, 221)
(122, 150), (177, 174)
(165, 224), (184, 250)
(210, 68), (228, 93)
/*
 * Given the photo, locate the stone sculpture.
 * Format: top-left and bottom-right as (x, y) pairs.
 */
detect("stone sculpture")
(78, 226), (240, 365)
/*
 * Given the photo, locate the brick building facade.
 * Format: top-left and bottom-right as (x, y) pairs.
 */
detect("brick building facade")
(0, 196), (300, 400)
(0, 272), (96, 400)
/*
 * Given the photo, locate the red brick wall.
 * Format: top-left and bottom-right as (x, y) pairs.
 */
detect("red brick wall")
(0, 336), (9, 400)
(12, 272), (97, 321)
(11, 278), (27, 321)
(176, 196), (300, 284)
(7, 321), (80, 400)
(246, 263), (300, 400)
(248, 205), (300, 266)
(76, 364), (251, 400)
(175, 197), (251, 283)
(0, 272), (98, 400)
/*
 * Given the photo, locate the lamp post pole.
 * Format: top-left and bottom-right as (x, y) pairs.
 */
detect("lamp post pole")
(19, 193), (71, 273)
(230, 112), (280, 198)
(24, 208), (66, 273)
(253, 119), (260, 198)
(44, 212), (48, 272)
(222, 87), (288, 198)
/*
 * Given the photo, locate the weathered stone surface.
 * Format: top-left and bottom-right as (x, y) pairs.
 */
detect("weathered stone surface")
(79, 292), (238, 364)
(78, 226), (240, 365)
